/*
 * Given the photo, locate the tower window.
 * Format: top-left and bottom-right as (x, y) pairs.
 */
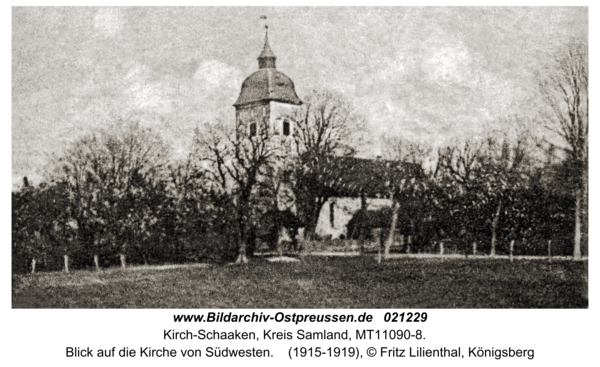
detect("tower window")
(283, 119), (290, 136)
(249, 122), (257, 137)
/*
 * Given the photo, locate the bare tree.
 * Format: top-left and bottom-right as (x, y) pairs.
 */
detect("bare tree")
(59, 121), (168, 268)
(478, 132), (532, 256)
(293, 90), (360, 157)
(12, 181), (71, 273)
(433, 129), (535, 258)
(289, 90), (364, 238)
(438, 138), (485, 184)
(381, 137), (431, 258)
(200, 119), (279, 264)
(538, 41), (588, 259)
(436, 137), (489, 256)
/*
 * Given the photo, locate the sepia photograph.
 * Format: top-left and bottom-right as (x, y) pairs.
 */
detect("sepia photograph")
(12, 7), (588, 309)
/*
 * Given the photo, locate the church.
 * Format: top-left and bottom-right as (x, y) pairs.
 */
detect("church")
(232, 25), (420, 242)
(233, 28), (303, 155)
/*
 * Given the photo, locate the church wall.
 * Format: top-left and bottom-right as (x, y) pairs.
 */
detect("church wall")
(315, 197), (393, 239)
(269, 101), (299, 137)
(235, 101), (300, 143)
(235, 102), (270, 137)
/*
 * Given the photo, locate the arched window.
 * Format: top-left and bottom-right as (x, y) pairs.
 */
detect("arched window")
(249, 122), (257, 137)
(283, 119), (290, 136)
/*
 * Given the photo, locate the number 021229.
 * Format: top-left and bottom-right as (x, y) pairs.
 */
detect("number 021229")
(384, 312), (427, 322)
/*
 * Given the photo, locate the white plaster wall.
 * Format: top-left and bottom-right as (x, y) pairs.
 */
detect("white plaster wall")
(315, 197), (393, 239)
(269, 101), (298, 135)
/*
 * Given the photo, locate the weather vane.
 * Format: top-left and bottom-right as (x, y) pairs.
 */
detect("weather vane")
(260, 15), (268, 30)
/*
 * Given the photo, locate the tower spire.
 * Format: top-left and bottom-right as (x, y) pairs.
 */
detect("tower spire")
(258, 16), (276, 69)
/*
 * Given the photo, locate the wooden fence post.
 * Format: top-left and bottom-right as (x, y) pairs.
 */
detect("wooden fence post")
(31, 258), (36, 274)
(547, 240), (552, 262)
(63, 254), (70, 273)
(473, 242), (477, 256)
(384, 202), (399, 259)
(509, 240), (515, 263)
(440, 242), (444, 255)
(375, 228), (382, 264)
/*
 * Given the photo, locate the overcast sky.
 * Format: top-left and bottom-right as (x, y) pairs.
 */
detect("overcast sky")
(12, 7), (587, 185)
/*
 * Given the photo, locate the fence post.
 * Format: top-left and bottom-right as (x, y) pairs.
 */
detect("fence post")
(355, 239), (362, 254)
(473, 242), (477, 256)
(63, 254), (70, 273)
(547, 240), (552, 262)
(298, 228), (307, 262)
(509, 240), (515, 263)
(440, 242), (444, 255)
(375, 228), (382, 264)
(31, 258), (36, 274)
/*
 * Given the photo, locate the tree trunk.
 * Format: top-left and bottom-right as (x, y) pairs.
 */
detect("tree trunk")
(94, 254), (100, 271)
(329, 200), (335, 228)
(574, 187), (582, 259)
(384, 202), (400, 258)
(235, 250), (248, 264)
(63, 255), (69, 273)
(31, 258), (36, 274)
(303, 198), (326, 240)
(407, 220), (415, 254)
(371, 228), (382, 260)
(304, 220), (317, 240)
(277, 227), (284, 259)
(490, 199), (502, 256)
(119, 253), (126, 268)
(235, 226), (248, 264)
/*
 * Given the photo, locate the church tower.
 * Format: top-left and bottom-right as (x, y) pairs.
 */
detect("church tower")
(233, 23), (302, 153)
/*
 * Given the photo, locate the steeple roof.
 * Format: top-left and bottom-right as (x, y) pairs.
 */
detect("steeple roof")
(234, 26), (302, 107)
(234, 68), (302, 106)
(257, 28), (276, 69)
(258, 30), (276, 59)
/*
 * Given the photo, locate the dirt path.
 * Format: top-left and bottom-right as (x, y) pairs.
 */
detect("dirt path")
(380, 253), (588, 261)
(257, 251), (588, 261)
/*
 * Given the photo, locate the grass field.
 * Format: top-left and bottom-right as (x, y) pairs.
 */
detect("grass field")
(12, 256), (587, 308)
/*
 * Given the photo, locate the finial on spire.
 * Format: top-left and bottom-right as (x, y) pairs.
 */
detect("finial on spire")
(260, 15), (268, 29)
(258, 15), (276, 69)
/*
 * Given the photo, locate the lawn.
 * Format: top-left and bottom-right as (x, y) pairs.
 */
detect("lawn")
(12, 256), (588, 308)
